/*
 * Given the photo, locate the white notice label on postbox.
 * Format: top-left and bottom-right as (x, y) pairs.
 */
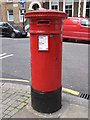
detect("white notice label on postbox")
(38, 35), (48, 51)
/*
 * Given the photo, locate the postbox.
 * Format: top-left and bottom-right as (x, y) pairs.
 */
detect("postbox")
(25, 10), (67, 113)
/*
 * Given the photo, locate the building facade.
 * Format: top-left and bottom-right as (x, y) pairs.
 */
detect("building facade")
(0, 0), (90, 25)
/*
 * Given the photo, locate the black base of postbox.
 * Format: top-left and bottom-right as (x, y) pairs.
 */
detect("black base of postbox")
(31, 86), (62, 113)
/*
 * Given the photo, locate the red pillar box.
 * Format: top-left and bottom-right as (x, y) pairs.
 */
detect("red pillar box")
(25, 10), (67, 113)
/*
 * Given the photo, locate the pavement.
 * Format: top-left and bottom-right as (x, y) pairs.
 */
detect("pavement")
(0, 81), (89, 119)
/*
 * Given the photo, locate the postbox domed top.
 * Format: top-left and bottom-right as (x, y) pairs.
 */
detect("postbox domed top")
(25, 9), (67, 19)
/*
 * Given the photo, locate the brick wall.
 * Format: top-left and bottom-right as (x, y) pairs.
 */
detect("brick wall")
(59, 2), (63, 11)
(74, 2), (78, 17)
(6, 3), (13, 22)
(1, 2), (7, 22)
(0, 1), (86, 25)
(13, 2), (20, 24)
(1, 1), (31, 24)
(80, 2), (84, 17)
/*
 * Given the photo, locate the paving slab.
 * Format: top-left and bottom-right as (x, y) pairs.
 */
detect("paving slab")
(12, 107), (40, 118)
(60, 104), (88, 118)
(0, 82), (89, 119)
(12, 98), (89, 119)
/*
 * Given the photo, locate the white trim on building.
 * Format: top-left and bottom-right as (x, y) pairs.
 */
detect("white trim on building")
(83, 0), (86, 17)
(72, 0), (74, 17)
(63, 0), (65, 12)
(78, 0), (81, 17)
(49, 0), (51, 10)
(29, 1), (41, 10)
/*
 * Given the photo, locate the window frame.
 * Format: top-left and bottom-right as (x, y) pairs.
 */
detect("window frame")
(65, 4), (72, 17)
(7, 10), (13, 22)
(86, 1), (90, 18)
(19, 10), (26, 22)
(63, 0), (74, 17)
(51, 1), (59, 11)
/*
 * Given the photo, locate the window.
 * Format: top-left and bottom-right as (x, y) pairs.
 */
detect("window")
(86, 1), (90, 18)
(65, 1), (72, 17)
(81, 19), (90, 27)
(63, 0), (74, 17)
(43, 2), (49, 9)
(65, 5), (72, 17)
(8, 10), (13, 21)
(19, 11), (26, 22)
(32, 4), (39, 10)
(20, 11), (23, 22)
(51, 1), (59, 10)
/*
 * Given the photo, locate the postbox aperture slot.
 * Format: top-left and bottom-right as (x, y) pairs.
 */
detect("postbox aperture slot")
(37, 20), (50, 25)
